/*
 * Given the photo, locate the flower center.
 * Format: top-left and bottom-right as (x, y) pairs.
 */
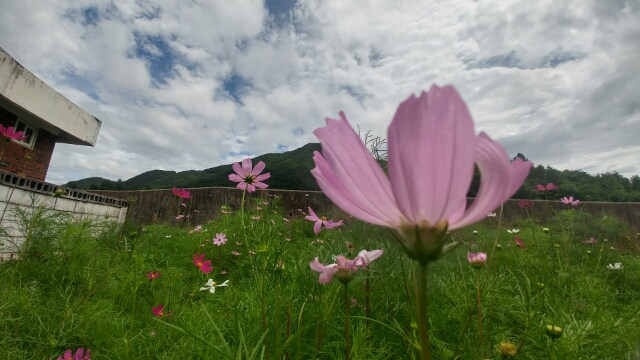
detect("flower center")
(321, 216), (327, 221)
(212, 282), (217, 286)
(242, 175), (255, 184)
(197, 262), (203, 267)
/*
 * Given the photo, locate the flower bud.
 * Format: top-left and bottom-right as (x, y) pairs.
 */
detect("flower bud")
(53, 189), (67, 197)
(473, 230), (478, 235)
(537, 282), (545, 289)
(554, 244), (560, 248)
(587, 251), (591, 255)
(545, 324), (563, 339)
(499, 341), (517, 358)
(542, 227), (549, 233)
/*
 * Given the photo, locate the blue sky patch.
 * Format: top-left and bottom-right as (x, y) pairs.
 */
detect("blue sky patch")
(82, 7), (99, 26)
(265, 0), (297, 26)
(276, 144), (288, 152)
(134, 32), (175, 85)
(60, 68), (100, 100)
(223, 73), (252, 105)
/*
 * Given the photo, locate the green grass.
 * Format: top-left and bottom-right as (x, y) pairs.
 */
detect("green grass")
(1, 197), (639, 359)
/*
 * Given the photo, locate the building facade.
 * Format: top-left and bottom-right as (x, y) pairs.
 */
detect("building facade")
(0, 46), (101, 181)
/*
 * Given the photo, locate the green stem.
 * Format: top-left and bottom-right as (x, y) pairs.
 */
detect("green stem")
(240, 189), (246, 229)
(345, 282), (350, 360)
(417, 263), (430, 360)
(476, 273), (484, 357)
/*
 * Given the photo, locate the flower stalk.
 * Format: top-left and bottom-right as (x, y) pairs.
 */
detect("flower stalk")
(416, 262), (430, 360)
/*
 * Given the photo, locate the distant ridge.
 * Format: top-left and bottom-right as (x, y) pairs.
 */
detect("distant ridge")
(65, 143), (322, 191)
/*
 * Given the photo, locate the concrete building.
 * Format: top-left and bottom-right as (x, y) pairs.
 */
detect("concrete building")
(0, 46), (101, 181)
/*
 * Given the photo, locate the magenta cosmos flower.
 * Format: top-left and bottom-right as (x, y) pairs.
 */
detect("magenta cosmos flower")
(146, 270), (161, 280)
(467, 252), (487, 268)
(311, 85), (532, 263)
(0, 125), (29, 142)
(518, 199), (534, 208)
(305, 207), (344, 234)
(560, 196), (580, 206)
(533, 183), (559, 192)
(310, 249), (383, 284)
(57, 348), (91, 360)
(152, 304), (173, 318)
(515, 237), (527, 249)
(193, 252), (213, 274)
(228, 159), (270, 193)
(172, 187), (192, 199)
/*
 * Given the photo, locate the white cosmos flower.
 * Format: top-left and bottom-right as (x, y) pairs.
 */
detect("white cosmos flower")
(199, 279), (229, 294)
(607, 263), (623, 270)
(507, 229), (520, 234)
(487, 213), (497, 217)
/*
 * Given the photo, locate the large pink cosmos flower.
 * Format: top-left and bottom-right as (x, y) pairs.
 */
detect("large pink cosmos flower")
(560, 196), (580, 206)
(228, 159), (270, 193)
(0, 125), (29, 142)
(193, 252), (213, 274)
(305, 207), (344, 235)
(310, 249), (383, 284)
(172, 187), (192, 199)
(57, 348), (91, 360)
(311, 85), (532, 263)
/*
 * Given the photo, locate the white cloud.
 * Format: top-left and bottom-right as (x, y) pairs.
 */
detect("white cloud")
(0, 0), (638, 186)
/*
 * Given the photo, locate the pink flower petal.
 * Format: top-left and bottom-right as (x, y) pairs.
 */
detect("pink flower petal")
(253, 161), (266, 175)
(387, 85), (476, 225)
(311, 115), (403, 226)
(449, 133), (531, 230)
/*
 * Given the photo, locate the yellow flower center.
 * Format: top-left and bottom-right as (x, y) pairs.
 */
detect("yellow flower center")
(212, 282), (217, 286)
(197, 262), (203, 267)
(321, 216), (327, 221)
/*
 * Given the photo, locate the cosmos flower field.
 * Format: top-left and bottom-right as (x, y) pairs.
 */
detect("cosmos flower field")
(1, 85), (639, 359)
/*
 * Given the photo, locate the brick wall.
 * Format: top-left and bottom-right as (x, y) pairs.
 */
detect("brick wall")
(0, 106), (56, 181)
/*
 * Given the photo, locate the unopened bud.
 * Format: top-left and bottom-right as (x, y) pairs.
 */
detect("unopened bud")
(473, 230), (478, 235)
(545, 325), (563, 339)
(554, 244), (560, 248)
(53, 189), (67, 197)
(537, 282), (545, 289)
(543, 228), (549, 233)
(587, 251), (591, 255)
(499, 341), (517, 358)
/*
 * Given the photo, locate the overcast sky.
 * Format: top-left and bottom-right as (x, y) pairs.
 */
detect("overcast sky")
(1, 0), (638, 185)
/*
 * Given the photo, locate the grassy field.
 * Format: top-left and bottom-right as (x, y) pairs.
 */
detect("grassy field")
(1, 195), (639, 359)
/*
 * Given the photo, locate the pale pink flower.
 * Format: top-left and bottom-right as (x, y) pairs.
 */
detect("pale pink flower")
(213, 233), (227, 246)
(56, 348), (91, 360)
(257, 206), (262, 210)
(310, 249), (382, 284)
(0, 125), (28, 141)
(189, 225), (203, 233)
(354, 249), (384, 267)
(283, 218), (290, 222)
(487, 213), (497, 217)
(518, 199), (534, 208)
(228, 159), (270, 193)
(582, 237), (598, 245)
(232, 251), (241, 256)
(305, 207), (344, 235)
(221, 210), (231, 214)
(272, 210), (278, 214)
(467, 252), (487, 268)
(250, 250), (256, 255)
(263, 202), (269, 205)
(221, 271), (228, 275)
(235, 242), (242, 246)
(560, 196), (580, 206)
(310, 85), (532, 262)
(252, 216), (261, 220)
(285, 238), (291, 241)
(172, 187), (192, 199)
(175, 215), (185, 220)
(271, 219), (276, 225)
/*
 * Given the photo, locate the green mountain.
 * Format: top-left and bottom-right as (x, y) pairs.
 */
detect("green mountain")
(64, 143), (323, 191)
(64, 146), (640, 202)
